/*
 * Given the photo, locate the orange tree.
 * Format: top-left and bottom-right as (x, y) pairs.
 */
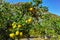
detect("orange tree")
(0, 0), (42, 40)
(0, 0), (60, 40)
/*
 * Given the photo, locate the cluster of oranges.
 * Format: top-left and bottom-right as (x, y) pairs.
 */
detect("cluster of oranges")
(9, 17), (32, 39)
(9, 31), (23, 39)
(9, 22), (23, 39)
(26, 17), (32, 24)
(12, 22), (22, 29)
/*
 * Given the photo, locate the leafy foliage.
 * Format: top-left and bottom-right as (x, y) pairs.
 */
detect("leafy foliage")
(0, 0), (60, 40)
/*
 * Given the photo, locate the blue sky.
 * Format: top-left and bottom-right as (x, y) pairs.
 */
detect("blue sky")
(5, 0), (60, 16)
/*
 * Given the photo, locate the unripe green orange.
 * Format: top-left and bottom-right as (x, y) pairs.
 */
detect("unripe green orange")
(20, 32), (23, 36)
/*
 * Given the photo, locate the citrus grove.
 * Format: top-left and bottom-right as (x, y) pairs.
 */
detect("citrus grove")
(0, 0), (60, 40)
